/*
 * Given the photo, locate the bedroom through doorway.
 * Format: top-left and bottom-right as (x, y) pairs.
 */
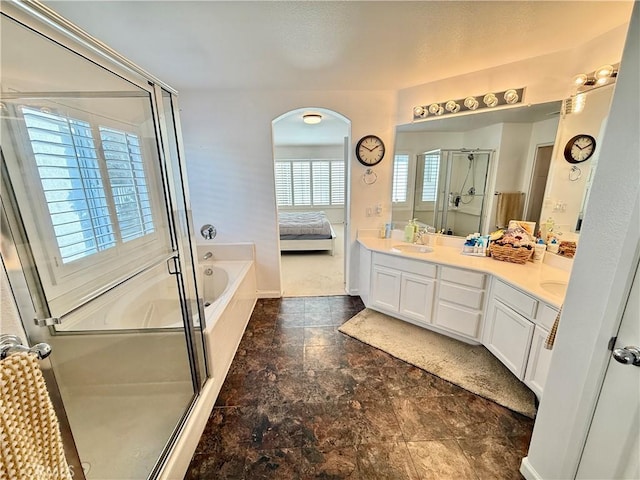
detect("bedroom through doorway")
(272, 108), (351, 297)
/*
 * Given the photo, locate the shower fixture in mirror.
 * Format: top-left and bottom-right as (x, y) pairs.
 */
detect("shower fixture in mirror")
(413, 149), (492, 236)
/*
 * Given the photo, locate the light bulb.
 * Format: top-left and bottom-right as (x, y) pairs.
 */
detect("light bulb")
(596, 77), (609, 85)
(595, 64), (614, 79)
(483, 93), (498, 107)
(435, 106), (444, 116)
(445, 100), (460, 113)
(428, 103), (441, 114)
(572, 74), (588, 86)
(503, 89), (519, 104)
(413, 106), (426, 118)
(464, 97), (479, 110)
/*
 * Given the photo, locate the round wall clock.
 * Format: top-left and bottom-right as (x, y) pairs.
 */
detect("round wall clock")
(564, 134), (596, 163)
(356, 135), (385, 166)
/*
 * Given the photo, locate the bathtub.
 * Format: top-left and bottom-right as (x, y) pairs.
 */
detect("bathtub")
(55, 260), (255, 334)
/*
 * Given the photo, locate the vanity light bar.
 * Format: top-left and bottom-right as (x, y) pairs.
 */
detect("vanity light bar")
(412, 87), (526, 121)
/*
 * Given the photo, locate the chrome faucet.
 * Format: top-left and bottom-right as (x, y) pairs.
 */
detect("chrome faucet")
(415, 226), (436, 245)
(203, 251), (213, 260)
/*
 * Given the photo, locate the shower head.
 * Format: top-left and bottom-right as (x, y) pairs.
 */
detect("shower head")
(468, 153), (474, 161)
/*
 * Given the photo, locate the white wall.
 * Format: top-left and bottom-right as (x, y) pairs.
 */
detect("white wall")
(539, 85), (615, 235)
(396, 23), (629, 126)
(523, 5), (639, 478)
(181, 89), (395, 295)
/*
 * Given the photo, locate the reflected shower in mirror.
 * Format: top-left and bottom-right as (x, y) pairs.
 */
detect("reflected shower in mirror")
(392, 101), (564, 238)
(413, 149), (492, 236)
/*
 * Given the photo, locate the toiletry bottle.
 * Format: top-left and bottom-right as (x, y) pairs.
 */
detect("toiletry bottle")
(404, 221), (414, 242)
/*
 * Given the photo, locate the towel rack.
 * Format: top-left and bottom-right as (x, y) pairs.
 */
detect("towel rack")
(0, 334), (51, 360)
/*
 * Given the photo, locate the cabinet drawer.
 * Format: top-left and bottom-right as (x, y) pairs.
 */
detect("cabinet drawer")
(435, 302), (482, 339)
(373, 253), (436, 278)
(441, 266), (485, 289)
(438, 282), (484, 310)
(492, 280), (538, 319)
(536, 303), (560, 331)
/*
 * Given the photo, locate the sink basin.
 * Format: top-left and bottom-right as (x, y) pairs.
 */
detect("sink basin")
(391, 244), (434, 254)
(540, 281), (568, 297)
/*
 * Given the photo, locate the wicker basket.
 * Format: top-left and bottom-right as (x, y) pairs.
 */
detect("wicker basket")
(489, 243), (533, 264)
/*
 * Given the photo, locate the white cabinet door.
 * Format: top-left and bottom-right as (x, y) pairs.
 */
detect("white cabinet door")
(483, 299), (534, 379)
(400, 272), (435, 324)
(524, 325), (553, 399)
(370, 265), (401, 312)
(434, 302), (482, 339)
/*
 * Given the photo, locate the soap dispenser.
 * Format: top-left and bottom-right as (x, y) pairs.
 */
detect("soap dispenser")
(404, 219), (416, 242)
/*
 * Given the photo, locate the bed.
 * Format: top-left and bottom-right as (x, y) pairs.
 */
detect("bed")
(278, 211), (336, 255)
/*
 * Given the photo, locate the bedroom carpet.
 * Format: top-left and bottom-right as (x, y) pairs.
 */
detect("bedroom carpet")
(280, 223), (345, 297)
(338, 308), (537, 418)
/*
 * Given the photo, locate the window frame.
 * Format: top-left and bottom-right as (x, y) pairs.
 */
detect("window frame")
(274, 158), (345, 209)
(5, 100), (168, 293)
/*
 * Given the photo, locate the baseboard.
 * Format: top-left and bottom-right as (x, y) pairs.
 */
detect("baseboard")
(157, 380), (218, 479)
(520, 457), (543, 480)
(257, 289), (281, 299)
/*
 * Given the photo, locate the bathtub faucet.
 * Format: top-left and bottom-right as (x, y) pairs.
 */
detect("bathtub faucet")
(203, 251), (213, 260)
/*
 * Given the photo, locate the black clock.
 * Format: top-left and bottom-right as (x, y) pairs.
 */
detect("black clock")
(356, 135), (385, 166)
(564, 134), (596, 164)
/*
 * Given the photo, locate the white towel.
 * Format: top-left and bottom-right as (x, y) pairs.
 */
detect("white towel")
(1, 353), (72, 479)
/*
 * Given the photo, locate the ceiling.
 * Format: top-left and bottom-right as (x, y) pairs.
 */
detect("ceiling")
(40, 1), (632, 145)
(45, 1), (632, 92)
(273, 109), (350, 146)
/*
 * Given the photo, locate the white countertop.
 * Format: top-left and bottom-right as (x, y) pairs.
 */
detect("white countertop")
(358, 235), (571, 308)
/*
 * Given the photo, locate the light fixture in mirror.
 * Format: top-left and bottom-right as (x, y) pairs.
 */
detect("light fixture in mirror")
(413, 87), (525, 121)
(572, 62), (619, 93)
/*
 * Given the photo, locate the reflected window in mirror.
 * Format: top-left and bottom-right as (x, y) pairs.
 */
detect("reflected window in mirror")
(392, 153), (410, 205)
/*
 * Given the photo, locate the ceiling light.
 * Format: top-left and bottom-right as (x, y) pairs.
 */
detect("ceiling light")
(302, 113), (322, 124)
(504, 89), (519, 104)
(464, 97), (479, 110)
(483, 93), (498, 107)
(595, 64), (614, 80)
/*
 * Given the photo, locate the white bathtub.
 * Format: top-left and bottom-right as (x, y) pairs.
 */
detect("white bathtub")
(55, 260), (254, 333)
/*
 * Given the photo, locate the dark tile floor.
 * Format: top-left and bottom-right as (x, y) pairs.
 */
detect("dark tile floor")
(185, 296), (534, 480)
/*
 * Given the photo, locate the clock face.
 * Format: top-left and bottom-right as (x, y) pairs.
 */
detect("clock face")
(356, 135), (385, 166)
(564, 134), (596, 164)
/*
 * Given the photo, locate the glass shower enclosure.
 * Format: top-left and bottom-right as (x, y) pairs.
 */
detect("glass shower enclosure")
(414, 149), (492, 236)
(1, 3), (207, 479)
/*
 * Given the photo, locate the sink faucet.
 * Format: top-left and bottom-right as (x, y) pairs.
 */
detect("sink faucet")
(203, 251), (213, 260)
(415, 226), (436, 245)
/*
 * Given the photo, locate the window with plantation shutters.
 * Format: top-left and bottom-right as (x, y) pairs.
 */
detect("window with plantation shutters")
(20, 106), (156, 265)
(392, 154), (409, 204)
(99, 127), (154, 242)
(421, 152), (440, 202)
(274, 159), (344, 208)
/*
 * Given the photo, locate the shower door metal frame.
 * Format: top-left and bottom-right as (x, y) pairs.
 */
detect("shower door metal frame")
(421, 149), (494, 235)
(1, 1), (208, 478)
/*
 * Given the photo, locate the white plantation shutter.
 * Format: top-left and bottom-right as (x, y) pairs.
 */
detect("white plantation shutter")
(274, 159), (344, 207)
(422, 153), (440, 202)
(292, 161), (311, 206)
(392, 154), (409, 203)
(330, 161), (344, 205)
(22, 107), (116, 263)
(99, 127), (154, 242)
(274, 162), (293, 206)
(20, 106), (157, 265)
(312, 161), (330, 205)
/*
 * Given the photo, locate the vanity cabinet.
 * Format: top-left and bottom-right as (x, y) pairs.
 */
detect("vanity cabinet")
(370, 253), (436, 325)
(483, 297), (535, 379)
(434, 266), (486, 340)
(524, 325), (554, 398)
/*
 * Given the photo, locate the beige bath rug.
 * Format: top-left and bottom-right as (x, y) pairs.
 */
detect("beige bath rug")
(338, 308), (537, 418)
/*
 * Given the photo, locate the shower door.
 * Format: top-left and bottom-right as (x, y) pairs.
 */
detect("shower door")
(415, 149), (492, 236)
(1, 9), (205, 480)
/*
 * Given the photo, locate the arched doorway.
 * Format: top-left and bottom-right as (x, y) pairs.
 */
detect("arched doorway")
(272, 108), (351, 296)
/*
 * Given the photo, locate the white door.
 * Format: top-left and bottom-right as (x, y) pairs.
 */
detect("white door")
(576, 261), (640, 479)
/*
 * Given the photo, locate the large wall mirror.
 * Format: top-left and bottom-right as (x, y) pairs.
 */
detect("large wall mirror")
(392, 86), (615, 241)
